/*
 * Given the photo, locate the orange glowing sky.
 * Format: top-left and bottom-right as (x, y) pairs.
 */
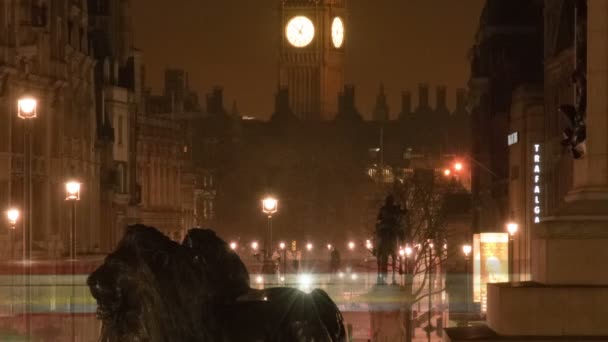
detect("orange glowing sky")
(132, 0), (485, 119)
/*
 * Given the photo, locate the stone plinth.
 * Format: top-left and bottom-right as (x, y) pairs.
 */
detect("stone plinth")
(367, 285), (406, 342)
(530, 217), (608, 285)
(486, 282), (608, 336)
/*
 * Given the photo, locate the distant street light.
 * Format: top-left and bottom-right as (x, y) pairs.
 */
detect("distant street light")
(327, 243), (332, 250)
(454, 162), (463, 172)
(462, 243), (472, 316)
(443, 169), (451, 177)
(506, 221), (518, 281)
(65, 181), (81, 261)
(261, 197), (278, 272)
(506, 222), (518, 237)
(306, 242), (313, 251)
(365, 239), (373, 250)
(279, 241), (287, 274)
(251, 241), (259, 251)
(462, 244), (472, 257)
(348, 241), (355, 251)
(6, 208), (19, 228)
(5, 208), (20, 261)
(230, 242), (237, 250)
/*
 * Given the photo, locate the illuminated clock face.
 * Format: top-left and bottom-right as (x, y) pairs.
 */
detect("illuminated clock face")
(331, 17), (344, 48)
(286, 16), (315, 48)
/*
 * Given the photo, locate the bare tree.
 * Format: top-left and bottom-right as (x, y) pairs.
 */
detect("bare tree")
(394, 169), (458, 342)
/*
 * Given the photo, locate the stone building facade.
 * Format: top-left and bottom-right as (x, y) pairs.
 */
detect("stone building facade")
(0, 0), (100, 258)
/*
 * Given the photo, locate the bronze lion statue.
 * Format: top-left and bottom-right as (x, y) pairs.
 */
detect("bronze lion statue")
(87, 225), (216, 341)
(88, 225), (345, 342)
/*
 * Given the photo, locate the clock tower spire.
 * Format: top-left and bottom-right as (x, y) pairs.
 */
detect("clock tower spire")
(279, 0), (346, 120)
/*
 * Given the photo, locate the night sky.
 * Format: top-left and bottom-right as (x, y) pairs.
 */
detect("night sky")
(132, 0), (484, 119)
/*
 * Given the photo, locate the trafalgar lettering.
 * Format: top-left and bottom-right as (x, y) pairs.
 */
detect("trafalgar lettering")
(532, 144), (541, 224)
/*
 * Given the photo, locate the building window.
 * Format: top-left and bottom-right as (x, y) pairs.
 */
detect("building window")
(31, 1), (48, 27)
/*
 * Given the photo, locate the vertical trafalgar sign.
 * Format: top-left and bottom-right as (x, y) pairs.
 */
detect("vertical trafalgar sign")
(532, 144), (541, 224)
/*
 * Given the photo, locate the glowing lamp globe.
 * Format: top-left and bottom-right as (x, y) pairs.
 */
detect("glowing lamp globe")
(462, 244), (472, 257)
(65, 181), (81, 201)
(6, 208), (20, 227)
(17, 96), (38, 119)
(262, 197), (278, 216)
(506, 222), (519, 237)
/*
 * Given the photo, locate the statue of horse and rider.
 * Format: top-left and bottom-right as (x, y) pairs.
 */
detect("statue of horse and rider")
(373, 194), (407, 285)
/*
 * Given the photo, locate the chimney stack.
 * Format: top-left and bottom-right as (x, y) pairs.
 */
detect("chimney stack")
(401, 90), (412, 116)
(418, 83), (429, 110)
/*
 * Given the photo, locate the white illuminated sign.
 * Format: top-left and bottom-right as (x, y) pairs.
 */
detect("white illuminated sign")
(508, 132), (519, 146)
(532, 144), (541, 224)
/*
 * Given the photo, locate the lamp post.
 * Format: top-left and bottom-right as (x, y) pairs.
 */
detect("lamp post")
(261, 197), (278, 274)
(462, 244), (472, 317)
(17, 96), (37, 261)
(506, 221), (518, 282)
(279, 241), (286, 275)
(65, 181), (81, 260)
(404, 246), (412, 286)
(6, 208), (20, 261)
(261, 197), (278, 258)
(65, 180), (80, 342)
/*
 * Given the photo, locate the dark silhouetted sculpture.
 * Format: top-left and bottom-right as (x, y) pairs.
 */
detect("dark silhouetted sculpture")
(374, 195), (406, 285)
(88, 225), (346, 342)
(561, 0), (587, 159)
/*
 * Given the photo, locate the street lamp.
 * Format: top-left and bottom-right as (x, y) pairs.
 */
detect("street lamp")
(65, 181), (81, 260)
(251, 241), (259, 251)
(327, 243), (332, 251)
(454, 162), (463, 172)
(229, 241), (237, 250)
(348, 241), (355, 250)
(365, 239), (373, 251)
(6, 208), (20, 260)
(506, 221), (518, 281)
(443, 169), (451, 177)
(306, 242), (313, 251)
(261, 196), (278, 261)
(17, 97), (38, 119)
(279, 241), (286, 275)
(462, 244), (472, 315)
(17, 96), (38, 261)
(6, 208), (19, 228)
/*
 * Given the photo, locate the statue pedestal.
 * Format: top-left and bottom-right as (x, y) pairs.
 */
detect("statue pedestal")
(367, 285), (406, 342)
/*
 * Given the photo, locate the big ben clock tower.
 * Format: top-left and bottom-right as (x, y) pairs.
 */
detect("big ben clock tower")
(279, 0), (346, 120)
